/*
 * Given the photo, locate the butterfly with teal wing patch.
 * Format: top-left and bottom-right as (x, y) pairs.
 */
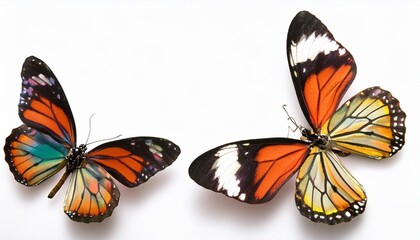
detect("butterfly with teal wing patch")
(4, 56), (181, 223)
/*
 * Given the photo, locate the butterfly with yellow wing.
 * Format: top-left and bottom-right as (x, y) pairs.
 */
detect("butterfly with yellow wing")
(4, 56), (181, 223)
(188, 10), (406, 225)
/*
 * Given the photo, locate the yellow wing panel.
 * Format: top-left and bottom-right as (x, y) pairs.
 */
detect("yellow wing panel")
(322, 87), (406, 159)
(295, 146), (366, 225)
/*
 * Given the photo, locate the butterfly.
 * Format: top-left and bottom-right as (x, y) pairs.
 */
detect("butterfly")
(188, 10), (406, 225)
(4, 56), (181, 223)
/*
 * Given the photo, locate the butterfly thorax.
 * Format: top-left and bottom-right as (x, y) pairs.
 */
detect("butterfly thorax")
(301, 128), (350, 156)
(300, 128), (330, 149)
(66, 144), (88, 171)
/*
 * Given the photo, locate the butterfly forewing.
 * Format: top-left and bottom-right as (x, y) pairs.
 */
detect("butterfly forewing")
(295, 146), (366, 225)
(322, 87), (406, 159)
(4, 125), (68, 186)
(287, 11), (357, 132)
(189, 138), (310, 204)
(64, 160), (120, 223)
(87, 137), (180, 187)
(19, 56), (76, 148)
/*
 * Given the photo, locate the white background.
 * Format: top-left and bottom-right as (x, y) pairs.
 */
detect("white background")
(1, 1), (419, 239)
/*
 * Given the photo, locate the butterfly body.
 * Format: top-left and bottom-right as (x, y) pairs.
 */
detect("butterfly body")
(66, 144), (87, 171)
(5, 56), (180, 223)
(300, 128), (328, 147)
(46, 143), (88, 199)
(189, 11), (405, 225)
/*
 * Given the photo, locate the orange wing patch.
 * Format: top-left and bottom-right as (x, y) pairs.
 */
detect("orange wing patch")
(88, 147), (144, 186)
(253, 144), (309, 200)
(64, 161), (120, 223)
(304, 65), (355, 131)
(22, 96), (75, 148)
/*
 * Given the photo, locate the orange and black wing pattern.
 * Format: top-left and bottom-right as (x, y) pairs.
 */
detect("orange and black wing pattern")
(322, 87), (406, 159)
(295, 146), (366, 225)
(87, 137), (180, 187)
(19, 56), (76, 148)
(188, 10), (406, 225)
(189, 139), (310, 204)
(64, 160), (120, 223)
(287, 11), (356, 132)
(5, 56), (182, 223)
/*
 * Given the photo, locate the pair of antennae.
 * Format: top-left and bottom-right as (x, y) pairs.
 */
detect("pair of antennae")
(85, 114), (121, 146)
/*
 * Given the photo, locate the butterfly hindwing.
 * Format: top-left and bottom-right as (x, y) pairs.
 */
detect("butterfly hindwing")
(322, 86), (406, 159)
(189, 138), (310, 203)
(64, 160), (120, 223)
(20, 56), (76, 148)
(4, 124), (68, 186)
(295, 146), (366, 225)
(87, 137), (181, 187)
(287, 11), (357, 132)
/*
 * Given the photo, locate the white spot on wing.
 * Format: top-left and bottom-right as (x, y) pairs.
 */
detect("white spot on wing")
(32, 74), (54, 86)
(212, 144), (242, 198)
(38, 74), (53, 85)
(290, 33), (341, 65)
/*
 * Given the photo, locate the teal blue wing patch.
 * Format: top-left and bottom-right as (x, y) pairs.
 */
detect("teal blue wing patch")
(4, 124), (69, 186)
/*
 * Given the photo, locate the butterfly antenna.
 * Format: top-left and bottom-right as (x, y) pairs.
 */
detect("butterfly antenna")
(86, 134), (122, 146)
(84, 113), (122, 146)
(282, 104), (301, 137)
(85, 113), (96, 145)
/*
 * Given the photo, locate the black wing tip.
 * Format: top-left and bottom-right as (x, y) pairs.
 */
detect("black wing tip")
(151, 137), (181, 162)
(136, 137), (181, 186)
(154, 137), (181, 163)
(134, 138), (181, 187)
(141, 136), (181, 155)
(167, 139), (181, 158)
(288, 10), (325, 41)
(188, 151), (211, 184)
(22, 55), (44, 69)
(188, 156), (219, 191)
(21, 55), (54, 79)
(296, 198), (367, 225)
(294, 10), (315, 20)
(20, 56), (50, 81)
(25, 55), (41, 62)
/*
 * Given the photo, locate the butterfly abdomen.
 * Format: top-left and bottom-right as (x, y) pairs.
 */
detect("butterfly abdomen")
(48, 144), (88, 199)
